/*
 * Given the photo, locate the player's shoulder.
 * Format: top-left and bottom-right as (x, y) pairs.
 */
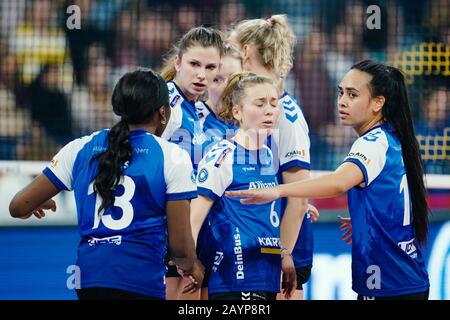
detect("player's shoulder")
(279, 91), (308, 125)
(167, 80), (185, 108)
(202, 139), (235, 166)
(357, 125), (389, 146)
(67, 129), (107, 152)
(153, 134), (188, 156)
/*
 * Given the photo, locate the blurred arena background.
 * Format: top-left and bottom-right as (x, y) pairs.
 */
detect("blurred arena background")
(0, 0), (448, 299)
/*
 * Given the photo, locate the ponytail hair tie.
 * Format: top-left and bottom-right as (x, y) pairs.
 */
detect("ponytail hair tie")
(266, 18), (275, 28)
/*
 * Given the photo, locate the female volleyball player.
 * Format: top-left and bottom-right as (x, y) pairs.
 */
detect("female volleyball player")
(227, 60), (430, 300)
(159, 26), (223, 299)
(191, 42), (243, 300)
(191, 72), (297, 300)
(9, 69), (204, 300)
(229, 15), (316, 299)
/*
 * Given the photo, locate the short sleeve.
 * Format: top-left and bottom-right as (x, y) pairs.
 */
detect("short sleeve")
(164, 145), (198, 201)
(196, 142), (234, 201)
(343, 130), (388, 187)
(42, 134), (96, 191)
(277, 96), (311, 171)
(161, 82), (183, 140)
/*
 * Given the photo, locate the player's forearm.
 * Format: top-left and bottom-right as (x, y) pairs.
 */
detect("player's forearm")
(280, 199), (307, 253)
(278, 173), (349, 199)
(190, 195), (213, 246)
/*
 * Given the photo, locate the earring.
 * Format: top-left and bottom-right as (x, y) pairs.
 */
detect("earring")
(161, 119), (167, 125)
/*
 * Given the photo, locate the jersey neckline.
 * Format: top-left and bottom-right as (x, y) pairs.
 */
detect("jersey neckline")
(169, 80), (197, 105)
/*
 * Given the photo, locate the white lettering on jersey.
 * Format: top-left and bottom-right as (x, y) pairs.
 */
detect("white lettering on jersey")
(249, 181), (277, 189)
(234, 227), (245, 280)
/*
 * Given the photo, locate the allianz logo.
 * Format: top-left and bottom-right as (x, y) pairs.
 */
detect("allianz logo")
(249, 181), (277, 189)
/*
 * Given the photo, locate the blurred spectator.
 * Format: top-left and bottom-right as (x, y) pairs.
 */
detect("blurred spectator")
(113, 10), (138, 69)
(28, 64), (73, 145)
(71, 44), (117, 135)
(136, 11), (173, 67)
(174, 5), (200, 36)
(0, 53), (31, 160)
(0, 0), (26, 39)
(295, 28), (335, 131)
(218, 1), (246, 31)
(415, 84), (450, 174)
(10, 0), (72, 86)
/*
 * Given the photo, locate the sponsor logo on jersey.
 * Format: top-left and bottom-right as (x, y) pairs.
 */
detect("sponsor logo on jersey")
(88, 235), (122, 246)
(214, 148), (232, 168)
(259, 237), (281, 254)
(234, 227), (245, 280)
(398, 238), (418, 258)
(241, 166), (256, 171)
(249, 180), (277, 189)
(212, 251), (224, 272)
(285, 149), (305, 159)
(170, 95), (181, 108)
(197, 168), (209, 183)
(348, 152), (371, 165)
(93, 146), (107, 153)
(50, 159), (59, 168)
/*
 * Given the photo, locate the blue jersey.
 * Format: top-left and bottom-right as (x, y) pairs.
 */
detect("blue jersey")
(196, 101), (237, 153)
(277, 92), (313, 268)
(43, 129), (197, 298)
(162, 81), (206, 171)
(343, 124), (429, 297)
(197, 140), (282, 294)
(195, 101), (237, 271)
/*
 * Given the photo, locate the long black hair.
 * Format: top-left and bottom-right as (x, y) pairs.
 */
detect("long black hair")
(93, 68), (169, 214)
(351, 60), (429, 244)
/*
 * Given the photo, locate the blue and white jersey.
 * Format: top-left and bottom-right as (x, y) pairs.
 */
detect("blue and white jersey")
(43, 129), (197, 299)
(196, 139), (282, 294)
(343, 124), (429, 297)
(276, 91), (311, 172)
(162, 81), (206, 171)
(277, 91), (313, 268)
(195, 101), (237, 154)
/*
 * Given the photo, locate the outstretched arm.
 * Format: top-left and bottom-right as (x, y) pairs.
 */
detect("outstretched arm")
(226, 162), (364, 204)
(9, 174), (59, 219)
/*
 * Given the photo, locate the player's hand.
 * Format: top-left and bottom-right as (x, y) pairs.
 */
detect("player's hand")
(281, 252), (297, 300)
(338, 216), (352, 244)
(225, 187), (280, 205)
(21, 199), (57, 220)
(179, 259), (205, 294)
(308, 204), (320, 223)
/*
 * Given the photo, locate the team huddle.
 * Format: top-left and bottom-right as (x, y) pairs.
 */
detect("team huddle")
(9, 15), (430, 300)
